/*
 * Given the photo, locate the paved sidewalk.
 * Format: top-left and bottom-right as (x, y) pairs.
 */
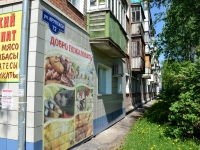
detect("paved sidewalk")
(71, 99), (156, 150)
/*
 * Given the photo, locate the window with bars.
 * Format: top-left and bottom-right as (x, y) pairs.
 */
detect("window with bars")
(132, 6), (141, 22)
(132, 41), (141, 57)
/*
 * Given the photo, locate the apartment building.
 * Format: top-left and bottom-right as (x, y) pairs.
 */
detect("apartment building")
(124, 0), (160, 112)
(0, 0), (159, 150)
(87, 0), (129, 135)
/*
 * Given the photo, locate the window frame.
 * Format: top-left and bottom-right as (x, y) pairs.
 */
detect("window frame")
(132, 41), (141, 57)
(97, 63), (112, 95)
(132, 6), (141, 22)
(68, 0), (84, 14)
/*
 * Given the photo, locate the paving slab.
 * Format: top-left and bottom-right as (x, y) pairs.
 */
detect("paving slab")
(71, 100), (156, 150)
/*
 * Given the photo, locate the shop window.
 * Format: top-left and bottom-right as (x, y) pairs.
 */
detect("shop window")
(98, 63), (112, 94)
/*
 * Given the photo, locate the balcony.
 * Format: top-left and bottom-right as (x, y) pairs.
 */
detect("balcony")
(142, 55), (151, 79)
(87, 11), (127, 58)
(131, 57), (145, 73)
(131, 22), (144, 39)
(131, 39), (145, 73)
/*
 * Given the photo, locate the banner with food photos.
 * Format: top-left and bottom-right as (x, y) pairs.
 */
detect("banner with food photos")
(43, 28), (94, 150)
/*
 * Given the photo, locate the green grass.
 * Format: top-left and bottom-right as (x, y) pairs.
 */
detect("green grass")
(119, 101), (200, 150)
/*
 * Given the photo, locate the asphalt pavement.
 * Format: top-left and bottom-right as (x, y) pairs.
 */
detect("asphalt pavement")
(71, 99), (156, 150)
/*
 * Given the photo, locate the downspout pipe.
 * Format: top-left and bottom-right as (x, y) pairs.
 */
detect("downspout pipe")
(18, 0), (30, 149)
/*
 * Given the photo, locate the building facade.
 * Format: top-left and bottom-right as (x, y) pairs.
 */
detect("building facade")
(124, 0), (160, 112)
(0, 0), (160, 150)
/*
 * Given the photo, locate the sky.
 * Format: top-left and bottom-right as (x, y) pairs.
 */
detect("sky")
(150, 6), (166, 65)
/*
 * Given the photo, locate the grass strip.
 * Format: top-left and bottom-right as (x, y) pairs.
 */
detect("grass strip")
(119, 101), (200, 150)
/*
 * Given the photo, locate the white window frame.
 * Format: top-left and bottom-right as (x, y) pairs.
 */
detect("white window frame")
(132, 6), (141, 22)
(87, 0), (106, 11)
(68, 0), (84, 14)
(97, 63), (112, 94)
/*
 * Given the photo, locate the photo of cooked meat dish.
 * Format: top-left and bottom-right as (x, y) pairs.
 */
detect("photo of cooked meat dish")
(44, 86), (75, 122)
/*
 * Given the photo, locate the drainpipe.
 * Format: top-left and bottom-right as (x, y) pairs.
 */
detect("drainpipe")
(18, 0), (30, 149)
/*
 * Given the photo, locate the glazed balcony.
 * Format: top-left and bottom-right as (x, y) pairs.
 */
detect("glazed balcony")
(131, 57), (145, 73)
(131, 22), (144, 39)
(131, 39), (145, 73)
(87, 9), (127, 58)
(142, 55), (151, 79)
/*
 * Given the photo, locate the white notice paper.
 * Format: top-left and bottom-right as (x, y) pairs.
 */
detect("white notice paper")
(1, 89), (13, 109)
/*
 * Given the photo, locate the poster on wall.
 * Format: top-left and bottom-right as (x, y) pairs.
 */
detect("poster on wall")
(42, 10), (94, 150)
(1, 89), (13, 109)
(0, 11), (22, 82)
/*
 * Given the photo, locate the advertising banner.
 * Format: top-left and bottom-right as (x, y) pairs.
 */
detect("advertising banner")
(0, 11), (22, 82)
(42, 10), (94, 150)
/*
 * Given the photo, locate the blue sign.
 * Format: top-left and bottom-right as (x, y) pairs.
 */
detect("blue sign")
(42, 9), (65, 34)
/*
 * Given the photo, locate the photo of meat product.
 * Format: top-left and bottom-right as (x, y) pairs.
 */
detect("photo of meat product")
(45, 55), (76, 87)
(44, 86), (75, 122)
(75, 112), (93, 143)
(75, 86), (93, 113)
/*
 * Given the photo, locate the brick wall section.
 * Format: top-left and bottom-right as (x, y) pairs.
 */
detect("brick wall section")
(48, 0), (87, 29)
